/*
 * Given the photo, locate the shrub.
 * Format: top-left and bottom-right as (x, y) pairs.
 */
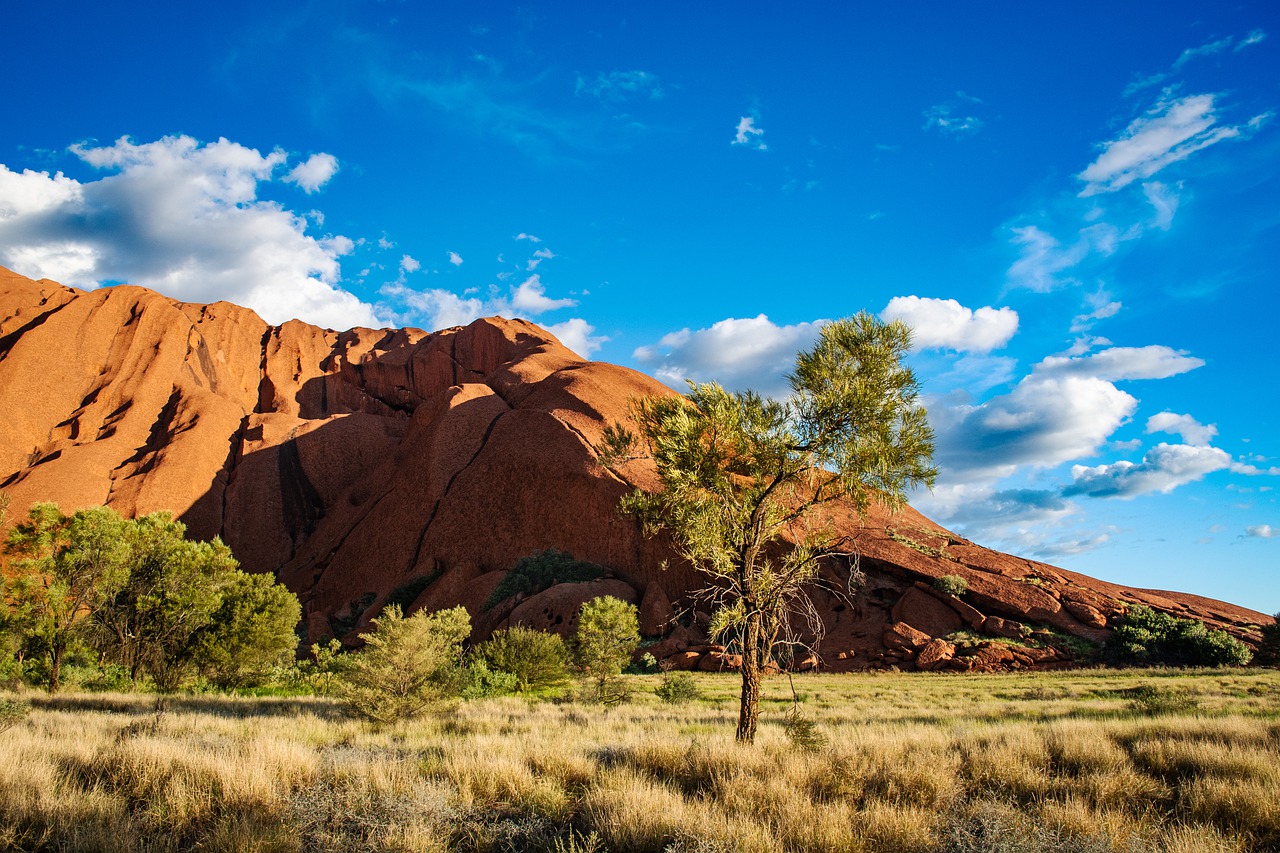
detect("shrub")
(0, 696), (29, 733)
(933, 574), (968, 596)
(483, 550), (606, 610)
(1108, 605), (1252, 667)
(338, 605), (470, 723)
(1125, 684), (1199, 715)
(472, 625), (571, 692)
(655, 671), (702, 704)
(459, 659), (520, 698)
(1255, 615), (1280, 667)
(573, 596), (639, 705)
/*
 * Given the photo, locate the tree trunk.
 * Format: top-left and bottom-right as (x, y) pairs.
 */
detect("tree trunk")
(49, 642), (64, 693)
(736, 611), (762, 743)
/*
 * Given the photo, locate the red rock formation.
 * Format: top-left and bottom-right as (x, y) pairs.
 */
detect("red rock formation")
(0, 267), (1272, 671)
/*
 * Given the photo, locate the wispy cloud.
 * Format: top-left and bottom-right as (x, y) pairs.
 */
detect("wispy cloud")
(1078, 93), (1267, 196)
(732, 115), (768, 151)
(923, 92), (984, 137)
(575, 69), (663, 101)
(1173, 35), (1236, 68)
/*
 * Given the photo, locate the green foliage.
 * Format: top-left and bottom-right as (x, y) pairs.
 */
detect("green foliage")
(782, 704), (828, 753)
(1256, 616), (1280, 667)
(298, 638), (352, 696)
(934, 574), (969, 596)
(472, 625), (571, 692)
(338, 605), (470, 723)
(458, 658), (520, 698)
(0, 696), (29, 733)
(603, 313), (936, 742)
(654, 671), (702, 704)
(1124, 683), (1200, 716)
(573, 596), (639, 704)
(482, 550), (606, 610)
(1108, 605), (1252, 667)
(195, 570), (302, 689)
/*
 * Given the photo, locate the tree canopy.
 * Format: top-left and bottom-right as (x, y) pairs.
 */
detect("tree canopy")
(603, 312), (936, 742)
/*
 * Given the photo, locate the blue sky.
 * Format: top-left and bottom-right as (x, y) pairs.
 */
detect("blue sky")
(2, 2), (1278, 612)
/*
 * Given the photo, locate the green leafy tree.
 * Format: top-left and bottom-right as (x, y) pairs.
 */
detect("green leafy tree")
(1109, 605), (1252, 667)
(7, 504), (132, 691)
(472, 625), (571, 692)
(573, 596), (639, 704)
(602, 313), (936, 742)
(195, 570), (302, 689)
(92, 513), (235, 689)
(339, 605), (471, 723)
(299, 638), (352, 696)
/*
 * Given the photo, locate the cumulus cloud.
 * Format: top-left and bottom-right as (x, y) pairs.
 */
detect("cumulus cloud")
(380, 273), (586, 336)
(284, 152), (339, 193)
(1064, 443), (1233, 498)
(0, 135), (377, 329)
(880, 296), (1018, 353)
(1246, 524), (1278, 538)
(546, 317), (607, 357)
(400, 255), (421, 273)
(576, 70), (663, 100)
(448, 251), (463, 266)
(1146, 411), (1217, 446)
(633, 315), (825, 397)
(732, 116), (768, 150)
(1077, 94), (1267, 196)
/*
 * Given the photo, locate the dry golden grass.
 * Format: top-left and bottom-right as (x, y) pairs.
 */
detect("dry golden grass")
(1, 667), (1277, 851)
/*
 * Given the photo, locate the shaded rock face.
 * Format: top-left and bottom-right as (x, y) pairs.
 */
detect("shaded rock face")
(0, 267), (1272, 671)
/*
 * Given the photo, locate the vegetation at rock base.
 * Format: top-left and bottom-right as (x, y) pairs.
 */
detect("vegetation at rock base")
(482, 549), (608, 611)
(602, 312), (936, 742)
(1, 502), (300, 693)
(2, 667), (1278, 852)
(1108, 605), (1253, 668)
(932, 574), (968, 596)
(472, 624), (572, 693)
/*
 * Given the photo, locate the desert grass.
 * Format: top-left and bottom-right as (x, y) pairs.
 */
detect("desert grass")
(1, 668), (1277, 851)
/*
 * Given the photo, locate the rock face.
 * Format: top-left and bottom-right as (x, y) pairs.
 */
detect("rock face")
(0, 267), (1272, 670)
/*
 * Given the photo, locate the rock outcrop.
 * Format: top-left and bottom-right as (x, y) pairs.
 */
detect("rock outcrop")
(0, 266), (1272, 671)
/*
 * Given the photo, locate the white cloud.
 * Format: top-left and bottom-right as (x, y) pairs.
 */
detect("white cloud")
(448, 251), (463, 266)
(732, 116), (768, 151)
(545, 317), (607, 358)
(1236, 29), (1267, 50)
(931, 373), (1138, 481)
(1173, 35), (1236, 68)
(575, 70), (663, 100)
(1065, 443), (1233, 498)
(1077, 94), (1263, 196)
(1246, 524), (1278, 538)
(400, 254), (421, 273)
(880, 296), (1018, 353)
(1142, 180), (1180, 230)
(515, 232), (542, 243)
(633, 314), (825, 397)
(1070, 287), (1122, 333)
(510, 274), (575, 313)
(284, 152), (339, 193)
(0, 135), (377, 329)
(1006, 225), (1089, 291)
(1146, 411), (1217, 446)
(1035, 345), (1204, 381)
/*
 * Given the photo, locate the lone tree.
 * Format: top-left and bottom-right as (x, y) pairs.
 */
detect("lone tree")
(603, 312), (935, 742)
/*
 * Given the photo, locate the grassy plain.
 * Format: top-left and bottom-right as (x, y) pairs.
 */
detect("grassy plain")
(2, 668), (1278, 852)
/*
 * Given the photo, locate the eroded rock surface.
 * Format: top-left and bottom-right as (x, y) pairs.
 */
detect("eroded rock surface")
(0, 267), (1272, 670)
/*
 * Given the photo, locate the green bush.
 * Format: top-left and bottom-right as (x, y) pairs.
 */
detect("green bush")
(0, 697), (30, 733)
(1125, 684), (1200, 716)
(933, 574), (969, 596)
(459, 659), (520, 698)
(338, 605), (470, 723)
(482, 550), (606, 610)
(654, 671), (702, 704)
(472, 625), (571, 692)
(573, 596), (639, 705)
(1108, 605), (1252, 667)
(1256, 615), (1280, 667)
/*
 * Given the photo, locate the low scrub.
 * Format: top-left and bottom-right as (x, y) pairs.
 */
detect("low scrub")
(1108, 605), (1252, 667)
(482, 550), (607, 611)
